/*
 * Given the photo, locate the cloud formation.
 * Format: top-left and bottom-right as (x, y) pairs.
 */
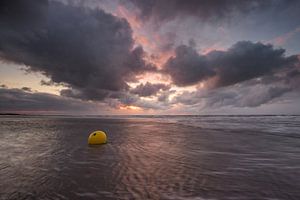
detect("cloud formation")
(174, 66), (300, 109)
(0, 87), (103, 114)
(130, 82), (170, 97)
(0, 0), (155, 101)
(127, 0), (270, 23)
(1, 0), (300, 114)
(164, 41), (299, 88)
(163, 44), (216, 86)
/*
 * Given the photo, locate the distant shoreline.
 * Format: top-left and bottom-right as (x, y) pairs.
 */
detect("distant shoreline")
(1, 113), (300, 117)
(0, 113), (23, 115)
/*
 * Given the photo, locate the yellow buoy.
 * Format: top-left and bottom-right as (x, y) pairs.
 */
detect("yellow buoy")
(88, 130), (107, 145)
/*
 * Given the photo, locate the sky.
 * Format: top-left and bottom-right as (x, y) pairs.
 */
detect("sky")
(0, 0), (300, 115)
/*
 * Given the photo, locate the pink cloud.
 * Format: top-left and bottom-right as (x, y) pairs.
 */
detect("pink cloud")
(273, 27), (300, 46)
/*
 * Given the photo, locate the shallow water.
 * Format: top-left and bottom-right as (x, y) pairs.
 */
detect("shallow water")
(0, 115), (300, 200)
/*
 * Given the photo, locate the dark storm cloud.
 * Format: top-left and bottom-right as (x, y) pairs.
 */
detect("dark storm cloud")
(174, 65), (300, 108)
(163, 45), (216, 86)
(126, 0), (272, 23)
(164, 41), (299, 88)
(0, 87), (100, 113)
(209, 41), (298, 87)
(130, 82), (170, 97)
(0, 0), (156, 101)
(0, 0), (48, 28)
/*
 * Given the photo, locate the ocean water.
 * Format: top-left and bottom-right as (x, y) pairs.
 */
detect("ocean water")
(0, 115), (300, 200)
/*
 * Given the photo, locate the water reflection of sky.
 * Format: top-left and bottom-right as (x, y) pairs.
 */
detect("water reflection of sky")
(1, 116), (300, 199)
(0, 118), (63, 198)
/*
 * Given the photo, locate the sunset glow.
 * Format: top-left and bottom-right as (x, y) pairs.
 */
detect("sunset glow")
(0, 0), (300, 115)
(119, 105), (142, 111)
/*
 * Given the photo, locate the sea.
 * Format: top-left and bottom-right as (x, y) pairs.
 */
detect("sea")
(0, 115), (300, 200)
